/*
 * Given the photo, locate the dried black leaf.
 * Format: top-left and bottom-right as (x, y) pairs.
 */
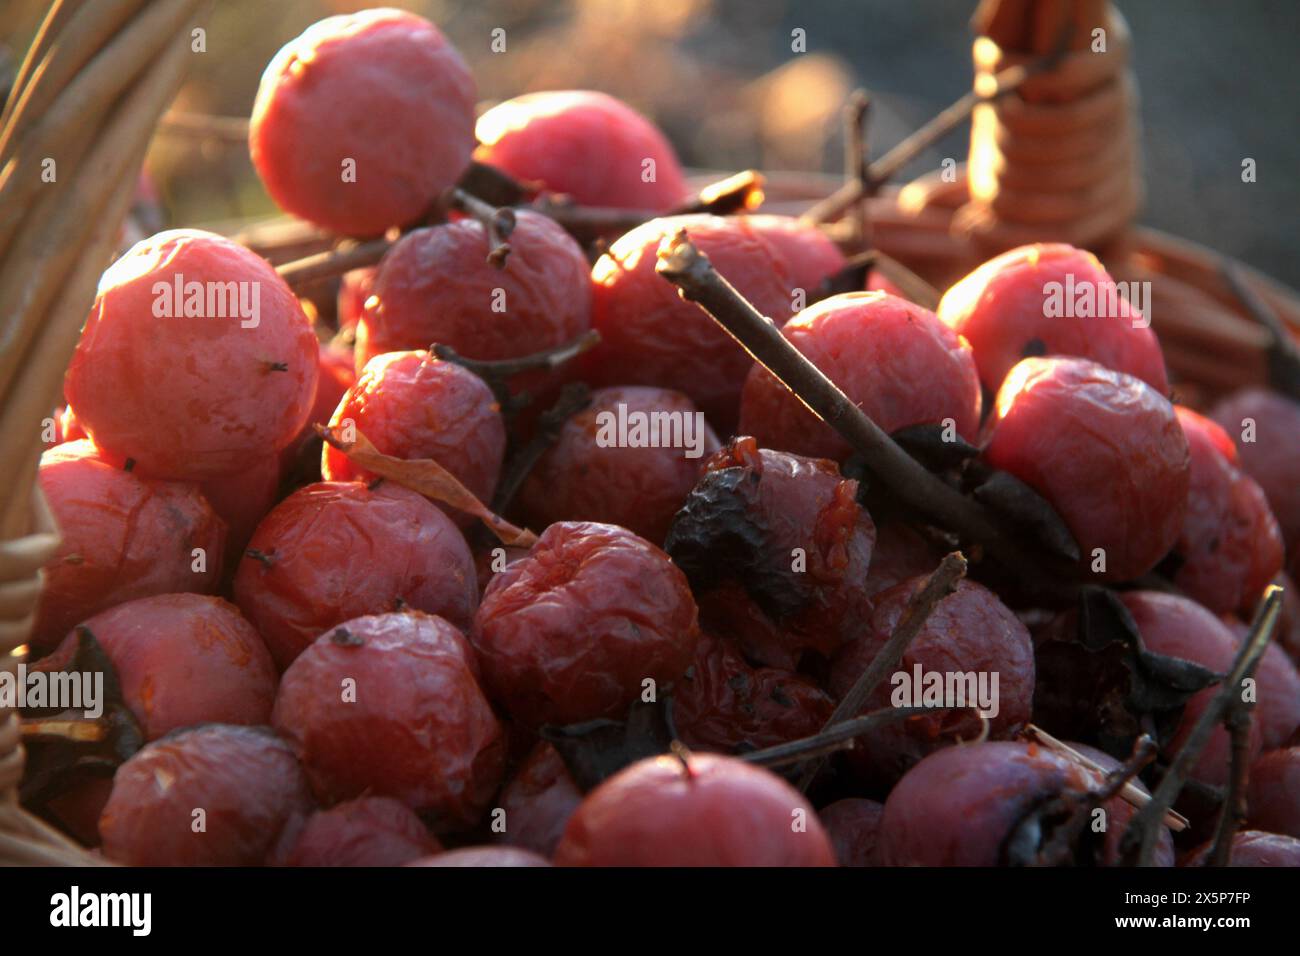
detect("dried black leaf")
(665, 463), (813, 620)
(540, 698), (676, 793)
(19, 627), (144, 809)
(1265, 345), (1300, 403)
(665, 466), (763, 585)
(815, 254), (874, 302)
(1153, 548), (1185, 581)
(457, 159), (533, 208)
(891, 423), (980, 472)
(1034, 588), (1219, 760)
(972, 468), (1081, 563)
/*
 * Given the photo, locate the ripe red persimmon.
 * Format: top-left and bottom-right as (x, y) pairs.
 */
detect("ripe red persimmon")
(554, 752), (836, 866)
(311, 342), (358, 427)
(667, 438), (876, 669)
(984, 357), (1190, 581)
(1210, 388), (1300, 554)
(474, 90), (688, 212)
(199, 453), (284, 568)
(64, 229), (319, 480)
(879, 740), (1168, 866)
(408, 846), (552, 867)
(249, 9), (475, 236)
(862, 521), (945, 601)
(830, 577), (1034, 787)
(495, 742), (582, 859)
(355, 210), (591, 388)
(1184, 830), (1300, 867)
(744, 214), (848, 294)
(517, 386), (717, 544)
(275, 796), (441, 867)
(673, 633), (834, 754)
(58, 594), (276, 740)
(273, 611), (505, 829)
(233, 480), (476, 670)
(322, 350), (506, 519)
(472, 521), (699, 727)
(336, 268), (375, 331)
(739, 292), (982, 460)
(1246, 747), (1300, 839)
(1173, 407), (1283, 615)
(818, 798), (884, 867)
(1119, 591), (1263, 786)
(937, 243), (1169, 394)
(585, 214), (798, 429)
(99, 725), (312, 866)
(33, 440), (226, 653)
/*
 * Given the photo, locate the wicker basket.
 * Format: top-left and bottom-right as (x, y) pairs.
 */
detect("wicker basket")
(1, 0), (1297, 866)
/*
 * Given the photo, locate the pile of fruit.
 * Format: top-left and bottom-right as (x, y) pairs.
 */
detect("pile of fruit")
(21, 8), (1300, 868)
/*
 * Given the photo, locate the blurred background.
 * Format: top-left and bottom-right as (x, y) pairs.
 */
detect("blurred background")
(3, 0), (1297, 286)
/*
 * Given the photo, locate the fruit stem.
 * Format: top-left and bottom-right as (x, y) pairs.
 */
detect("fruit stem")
(449, 188), (515, 267)
(1121, 584), (1283, 865)
(741, 705), (931, 768)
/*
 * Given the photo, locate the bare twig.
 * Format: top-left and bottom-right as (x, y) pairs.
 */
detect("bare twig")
(276, 238), (393, 290)
(498, 170), (766, 245)
(843, 90), (872, 249)
(654, 231), (1074, 597)
(802, 39), (1070, 225)
(157, 109), (249, 142)
(491, 382), (593, 513)
(1121, 584), (1284, 865)
(1207, 705), (1255, 866)
(794, 552), (967, 789)
(741, 706), (932, 768)
(432, 330), (600, 416)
